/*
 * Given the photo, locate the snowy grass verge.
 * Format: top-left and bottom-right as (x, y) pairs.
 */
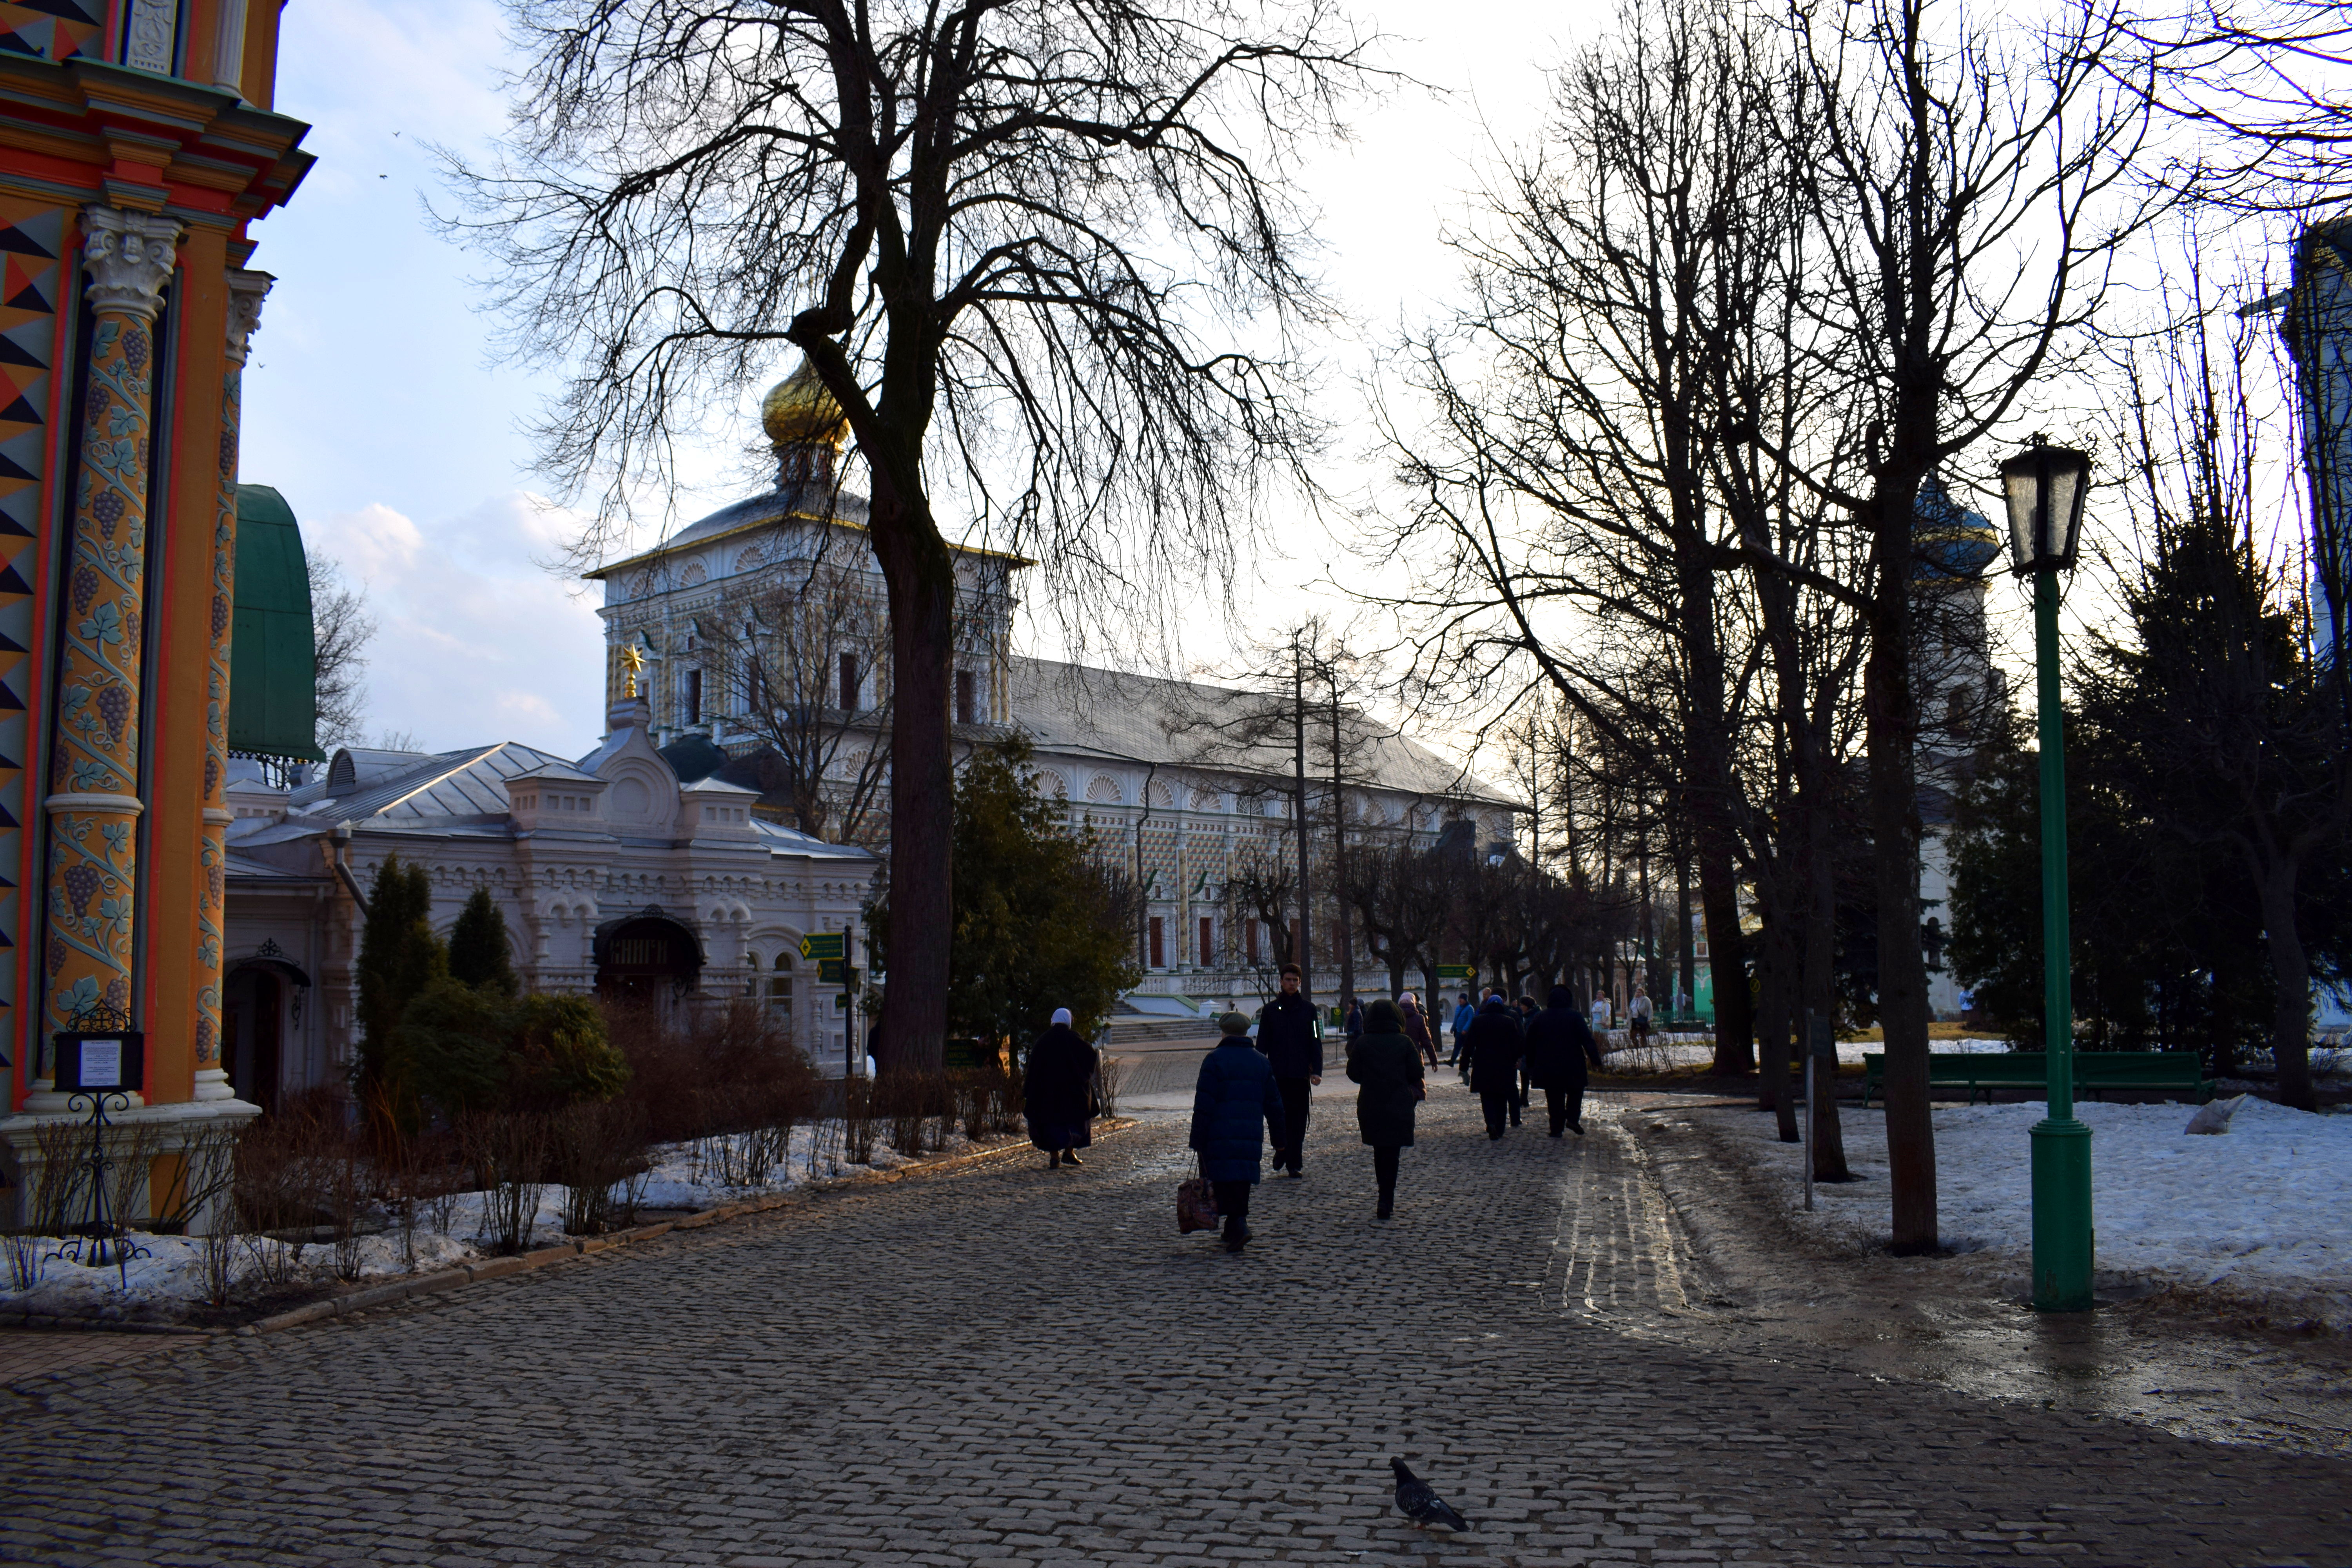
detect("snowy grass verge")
(1686, 1096), (2352, 1323)
(0, 1122), (980, 1323)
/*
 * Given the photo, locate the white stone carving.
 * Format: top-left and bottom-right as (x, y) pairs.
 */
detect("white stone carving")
(82, 207), (182, 322)
(124, 0), (178, 75)
(226, 269), (272, 365)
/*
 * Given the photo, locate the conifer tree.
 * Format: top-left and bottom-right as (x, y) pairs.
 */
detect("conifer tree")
(357, 855), (446, 1103)
(449, 887), (520, 996)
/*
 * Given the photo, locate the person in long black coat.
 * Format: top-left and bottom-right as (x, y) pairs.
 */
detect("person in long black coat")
(1463, 995), (1526, 1140)
(1345, 998), (1425, 1219)
(1024, 1008), (1099, 1168)
(1191, 1012), (1287, 1250)
(1521, 984), (1607, 1136)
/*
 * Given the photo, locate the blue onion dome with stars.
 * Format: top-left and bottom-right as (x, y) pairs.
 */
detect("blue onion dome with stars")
(1913, 474), (2001, 581)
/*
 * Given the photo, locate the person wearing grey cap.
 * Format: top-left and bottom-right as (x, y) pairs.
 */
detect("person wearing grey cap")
(1189, 1010), (1286, 1251)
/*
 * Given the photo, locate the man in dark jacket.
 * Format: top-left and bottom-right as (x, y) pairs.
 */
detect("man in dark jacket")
(1254, 963), (1323, 1176)
(1463, 995), (1526, 1140)
(1521, 984), (1607, 1136)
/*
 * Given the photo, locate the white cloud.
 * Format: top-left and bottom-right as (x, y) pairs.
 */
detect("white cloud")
(305, 493), (606, 756)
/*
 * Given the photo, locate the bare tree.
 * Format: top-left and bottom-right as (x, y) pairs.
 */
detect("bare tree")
(2120, 0), (2352, 214)
(1784, 0), (2161, 1251)
(701, 547), (891, 842)
(1223, 842), (1299, 997)
(1372, 0), (1794, 1076)
(443, 0), (1376, 1071)
(308, 547), (375, 753)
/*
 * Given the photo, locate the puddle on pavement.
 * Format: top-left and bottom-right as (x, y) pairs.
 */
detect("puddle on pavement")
(1609, 1098), (2352, 1459)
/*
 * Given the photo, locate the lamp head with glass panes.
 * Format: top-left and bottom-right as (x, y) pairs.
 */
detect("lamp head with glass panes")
(1999, 435), (2091, 575)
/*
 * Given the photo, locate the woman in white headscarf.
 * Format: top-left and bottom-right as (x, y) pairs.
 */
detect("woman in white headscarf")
(1024, 1007), (1100, 1169)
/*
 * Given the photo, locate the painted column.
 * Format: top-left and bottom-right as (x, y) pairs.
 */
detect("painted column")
(34, 207), (180, 1105)
(191, 269), (270, 1103)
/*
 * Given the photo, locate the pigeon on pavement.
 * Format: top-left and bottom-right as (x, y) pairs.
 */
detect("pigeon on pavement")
(1389, 1457), (1472, 1532)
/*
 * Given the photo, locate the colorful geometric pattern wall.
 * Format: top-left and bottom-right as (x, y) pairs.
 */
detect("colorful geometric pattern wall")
(0, 1), (103, 63)
(0, 198), (61, 1065)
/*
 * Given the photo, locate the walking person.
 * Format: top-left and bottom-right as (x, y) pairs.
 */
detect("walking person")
(1254, 964), (1322, 1176)
(1589, 990), (1613, 1053)
(1449, 992), (1476, 1076)
(1024, 1007), (1100, 1169)
(1191, 1011), (1287, 1251)
(1345, 996), (1365, 1048)
(1398, 991), (1438, 1067)
(1627, 982), (1653, 1049)
(1463, 993), (1526, 1140)
(1346, 998), (1425, 1220)
(1522, 984), (1607, 1136)
(1514, 993), (1539, 1113)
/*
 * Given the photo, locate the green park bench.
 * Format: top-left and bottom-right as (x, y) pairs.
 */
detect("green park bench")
(1859, 1051), (2214, 1107)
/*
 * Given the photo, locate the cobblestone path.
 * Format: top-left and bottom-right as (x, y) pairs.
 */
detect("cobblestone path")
(4, 1091), (2347, 1566)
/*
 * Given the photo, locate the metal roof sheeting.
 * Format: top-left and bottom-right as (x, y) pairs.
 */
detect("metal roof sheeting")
(229, 485), (324, 762)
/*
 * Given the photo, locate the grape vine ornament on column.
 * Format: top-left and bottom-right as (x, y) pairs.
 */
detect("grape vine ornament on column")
(41, 206), (180, 1048)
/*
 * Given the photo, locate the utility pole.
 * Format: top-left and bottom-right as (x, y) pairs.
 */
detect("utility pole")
(1135, 759), (1158, 973)
(1329, 670), (1353, 1010)
(1292, 637), (1314, 1002)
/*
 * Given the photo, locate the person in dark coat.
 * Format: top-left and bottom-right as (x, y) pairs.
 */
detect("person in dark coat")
(1024, 1008), (1099, 1168)
(1521, 984), (1607, 1136)
(1253, 963), (1323, 1176)
(1397, 993), (1438, 1067)
(1346, 998), (1425, 1219)
(1191, 1011), (1287, 1250)
(1345, 997), (1365, 1047)
(1514, 994), (1539, 1111)
(1463, 995), (1526, 1140)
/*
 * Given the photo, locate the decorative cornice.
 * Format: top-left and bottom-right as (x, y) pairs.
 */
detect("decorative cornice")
(82, 205), (181, 321)
(225, 267), (272, 364)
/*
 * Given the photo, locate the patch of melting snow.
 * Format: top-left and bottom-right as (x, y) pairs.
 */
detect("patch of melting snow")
(0, 1123), (957, 1318)
(1711, 1096), (2352, 1317)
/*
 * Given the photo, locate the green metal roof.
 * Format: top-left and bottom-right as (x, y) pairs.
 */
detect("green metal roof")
(228, 484), (324, 762)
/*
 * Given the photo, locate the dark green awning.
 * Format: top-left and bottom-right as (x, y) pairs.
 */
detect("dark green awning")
(228, 484), (323, 762)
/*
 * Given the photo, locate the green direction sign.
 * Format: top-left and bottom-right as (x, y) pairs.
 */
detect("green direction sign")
(800, 932), (846, 962)
(1436, 965), (1474, 981)
(818, 958), (852, 987)
(833, 991), (852, 1012)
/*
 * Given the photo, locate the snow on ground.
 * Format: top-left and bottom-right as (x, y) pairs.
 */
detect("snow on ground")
(1, 1123), (970, 1320)
(1696, 1094), (2352, 1315)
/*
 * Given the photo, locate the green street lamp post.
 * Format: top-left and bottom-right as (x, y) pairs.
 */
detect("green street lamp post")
(1999, 435), (2095, 1313)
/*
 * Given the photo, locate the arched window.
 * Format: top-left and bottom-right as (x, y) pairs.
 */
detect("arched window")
(768, 951), (794, 1011)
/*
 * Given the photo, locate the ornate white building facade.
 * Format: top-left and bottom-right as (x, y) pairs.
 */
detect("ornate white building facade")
(218, 693), (878, 1105)
(589, 365), (1519, 1018)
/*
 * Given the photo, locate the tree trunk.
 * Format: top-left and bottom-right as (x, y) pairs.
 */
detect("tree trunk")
(1758, 884), (1800, 1142)
(868, 485), (956, 1077)
(1804, 818), (1851, 1180)
(1699, 860), (1753, 1074)
(2255, 858), (2316, 1111)
(1867, 520), (1936, 1252)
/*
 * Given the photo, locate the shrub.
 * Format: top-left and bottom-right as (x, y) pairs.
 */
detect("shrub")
(448, 887), (519, 995)
(398, 977), (514, 1118)
(550, 1100), (651, 1235)
(512, 993), (630, 1107)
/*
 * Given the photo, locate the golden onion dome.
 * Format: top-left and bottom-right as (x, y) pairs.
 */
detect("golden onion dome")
(761, 357), (851, 449)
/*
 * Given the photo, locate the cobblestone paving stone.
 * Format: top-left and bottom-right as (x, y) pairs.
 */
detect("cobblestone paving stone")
(3, 1090), (2347, 1566)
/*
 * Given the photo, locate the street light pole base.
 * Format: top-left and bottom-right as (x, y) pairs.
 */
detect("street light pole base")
(2030, 1115), (2094, 1311)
